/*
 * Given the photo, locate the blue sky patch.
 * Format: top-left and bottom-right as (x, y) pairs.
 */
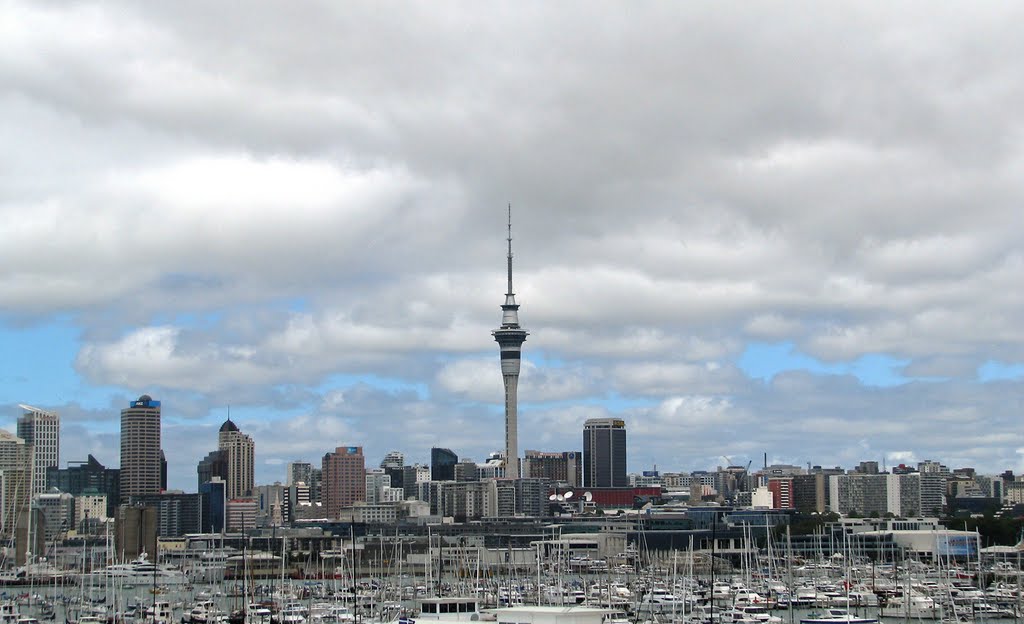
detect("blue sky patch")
(0, 319), (81, 405)
(739, 341), (909, 387)
(978, 360), (1024, 382)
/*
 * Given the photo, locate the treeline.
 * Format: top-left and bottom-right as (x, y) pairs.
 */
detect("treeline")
(940, 514), (1024, 547)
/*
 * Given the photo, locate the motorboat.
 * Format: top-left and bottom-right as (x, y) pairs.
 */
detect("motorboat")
(86, 553), (189, 586)
(800, 609), (879, 624)
(0, 561), (69, 585)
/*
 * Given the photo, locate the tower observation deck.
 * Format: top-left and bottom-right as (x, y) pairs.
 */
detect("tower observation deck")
(492, 207), (528, 478)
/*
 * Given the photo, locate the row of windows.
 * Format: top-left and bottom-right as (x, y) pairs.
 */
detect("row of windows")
(420, 602), (477, 614)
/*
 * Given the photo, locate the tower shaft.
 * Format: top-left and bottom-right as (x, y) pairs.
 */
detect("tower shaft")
(503, 373), (520, 480)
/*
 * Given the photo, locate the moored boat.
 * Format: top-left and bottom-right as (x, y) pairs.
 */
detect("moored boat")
(85, 553), (189, 586)
(800, 609), (880, 624)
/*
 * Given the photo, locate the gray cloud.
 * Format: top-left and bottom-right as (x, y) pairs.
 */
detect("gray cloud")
(2, 2), (1024, 486)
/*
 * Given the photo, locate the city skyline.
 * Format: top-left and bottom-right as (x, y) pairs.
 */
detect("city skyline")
(2, 4), (1023, 490)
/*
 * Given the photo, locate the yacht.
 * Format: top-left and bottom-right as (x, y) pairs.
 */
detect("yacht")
(188, 601), (229, 624)
(490, 605), (618, 624)
(86, 553), (189, 586)
(415, 597), (490, 622)
(728, 605), (782, 624)
(799, 609), (880, 624)
(1, 602), (21, 624)
(637, 587), (693, 615)
(0, 561), (69, 585)
(415, 597), (619, 624)
(308, 603), (355, 624)
(186, 550), (230, 583)
(143, 601), (175, 624)
(275, 603), (309, 624)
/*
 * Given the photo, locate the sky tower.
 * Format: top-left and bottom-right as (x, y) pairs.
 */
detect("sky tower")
(492, 206), (528, 478)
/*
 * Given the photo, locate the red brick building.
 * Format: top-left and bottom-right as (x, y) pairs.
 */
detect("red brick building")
(767, 477), (794, 509)
(322, 446), (366, 519)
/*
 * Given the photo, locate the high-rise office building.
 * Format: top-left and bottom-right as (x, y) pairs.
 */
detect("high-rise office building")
(199, 477), (226, 533)
(492, 209), (528, 479)
(286, 461), (312, 486)
(582, 418), (627, 488)
(366, 469), (401, 504)
(791, 473), (826, 513)
(403, 464), (429, 500)
(523, 450), (581, 487)
(515, 478), (551, 517)
(308, 468), (322, 503)
(120, 395), (163, 502)
(17, 405), (60, 496)
(919, 473), (947, 516)
(197, 450), (227, 491)
(75, 494), (107, 533)
(225, 498), (259, 532)
(0, 430), (31, 538)
(285, 461), (321, 502)
(218, 418), (254, 500)
(828, 473), (890, 516)
(130, 492), (201, 537)
(33, 491), (74, 542)
(431, 447), (458, 481)
(827, 472), (946, 517)
(160, 450), (168, 491)
(46, 454), (121, 517)
(322, 446), (365, 518)
(767, 477), (794, 509)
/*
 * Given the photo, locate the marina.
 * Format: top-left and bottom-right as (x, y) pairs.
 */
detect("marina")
(3, 533), (1024, 624)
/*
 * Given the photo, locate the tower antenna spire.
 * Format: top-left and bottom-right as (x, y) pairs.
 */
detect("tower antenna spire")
(506, 203), (514, 295)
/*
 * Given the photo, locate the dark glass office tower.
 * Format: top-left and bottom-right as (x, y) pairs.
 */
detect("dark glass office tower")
(430, 447), (458, 481)
(583, 418), (627, 488)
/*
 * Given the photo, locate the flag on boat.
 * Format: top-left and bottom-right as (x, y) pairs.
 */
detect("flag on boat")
(399, 618), (416, 624)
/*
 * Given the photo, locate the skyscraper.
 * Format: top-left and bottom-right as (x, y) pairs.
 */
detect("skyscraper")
(17, 405), (60, 496)
(0, 430), (31, 538)
(199, 477), (226, 533)
(285, 460), (321, 502)
(218, 418), (255, 500)
(286, 461), (312, 486)
(523, 450), (582, 487)
(492, 208), (528, 478)
(120, 395), (163, 502)
(46, 454), (121, 517)
(197, 450), (227, 491)
(431, 447), (458, 481)
(322, 446), (365, 518)
(582, 418), (627, 488)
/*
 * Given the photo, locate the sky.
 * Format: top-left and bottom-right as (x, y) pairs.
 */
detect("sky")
(2, 3), (1023, 491)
